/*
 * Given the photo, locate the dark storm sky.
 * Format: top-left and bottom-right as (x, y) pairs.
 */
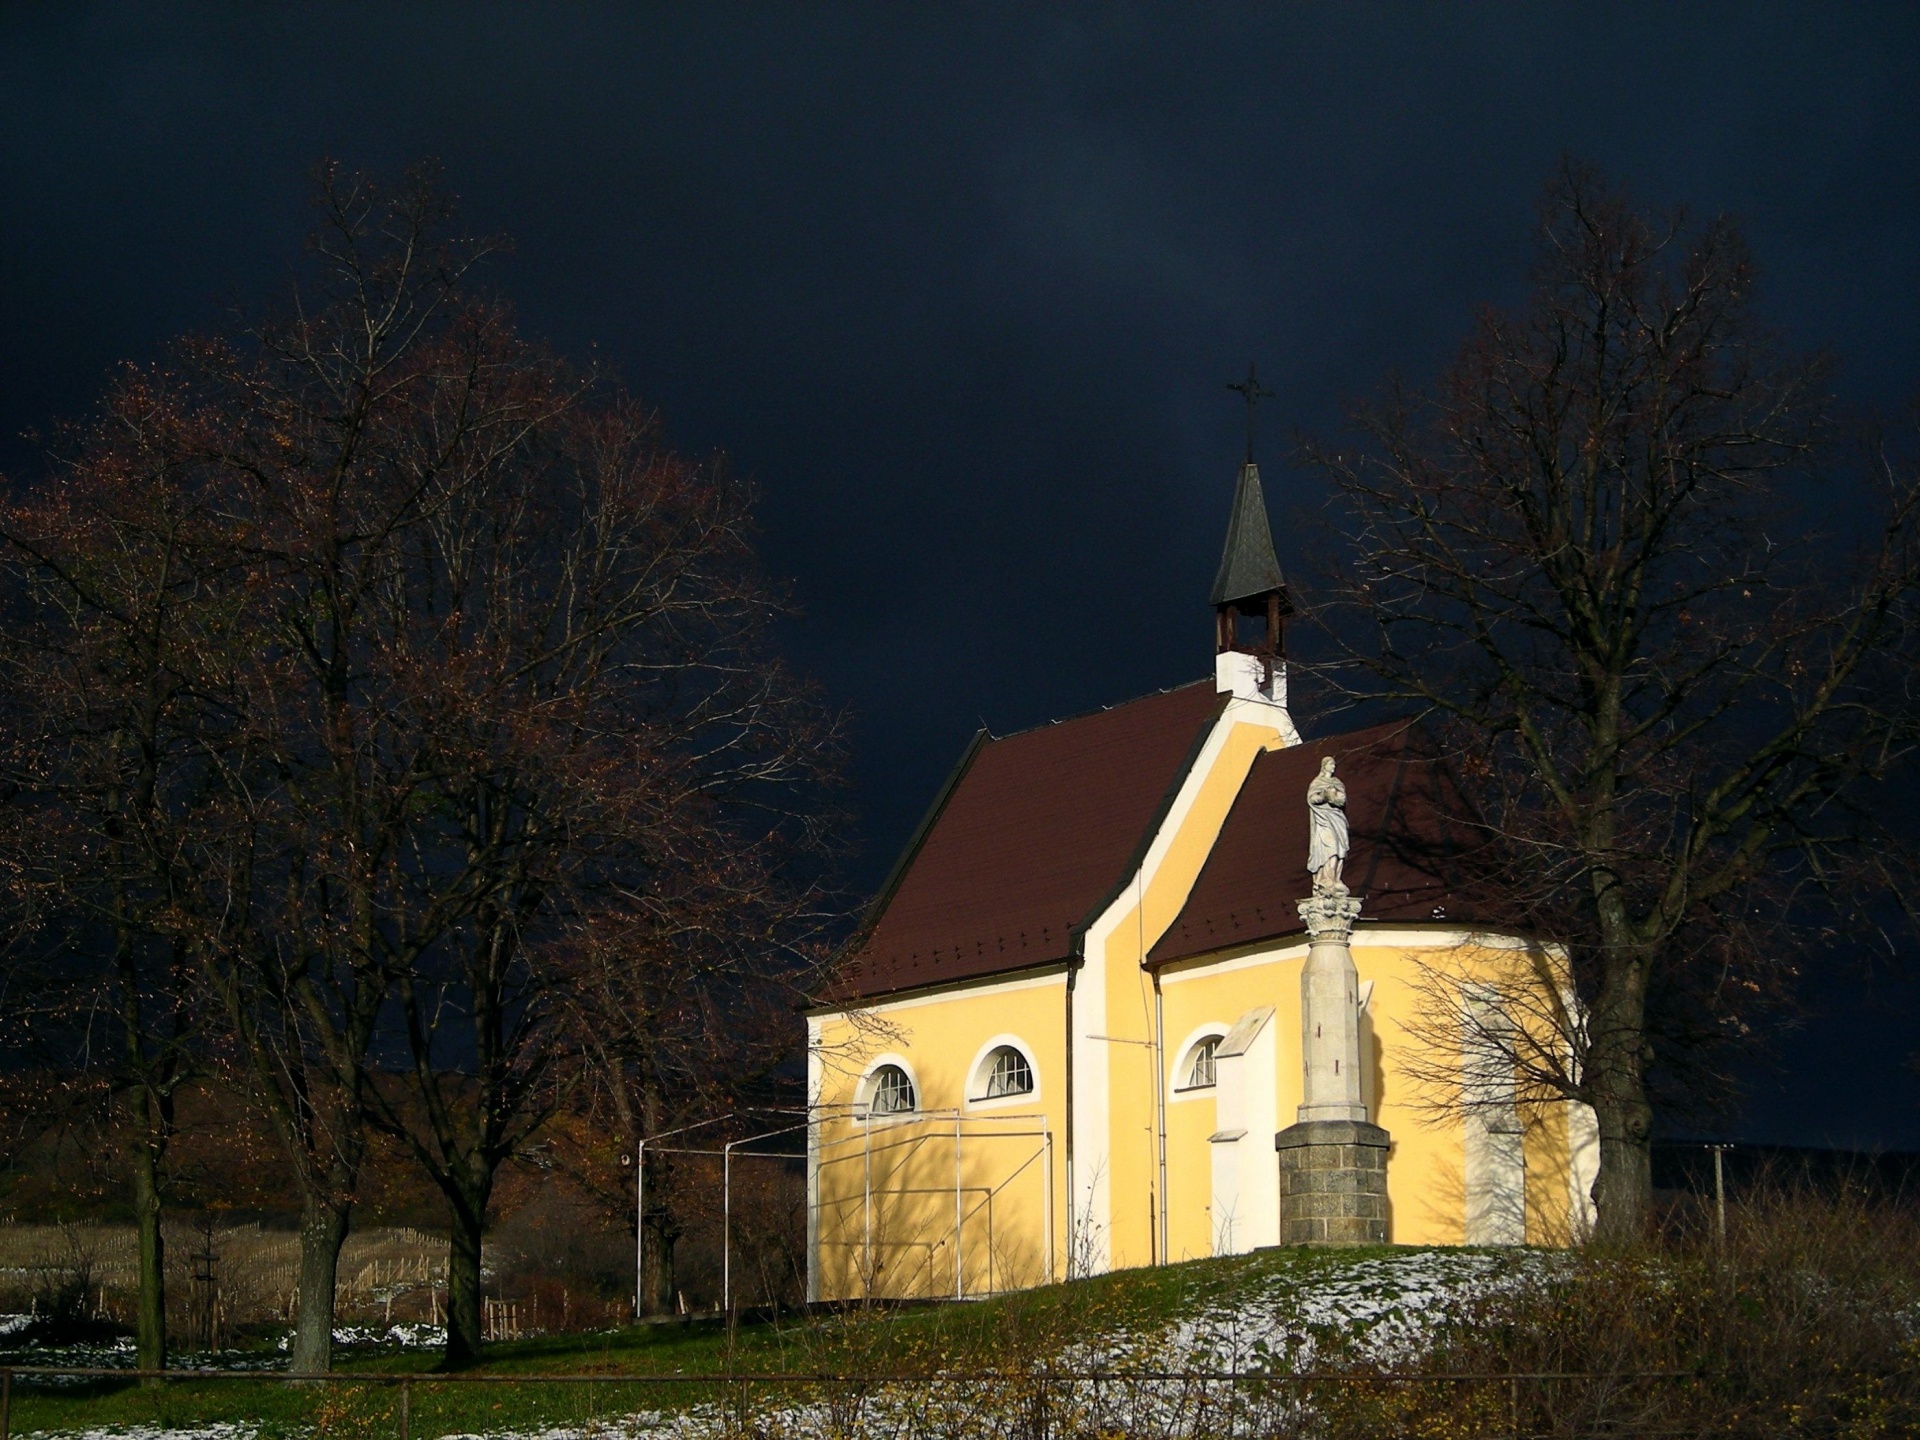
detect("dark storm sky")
(4, 4), (1918, 1148)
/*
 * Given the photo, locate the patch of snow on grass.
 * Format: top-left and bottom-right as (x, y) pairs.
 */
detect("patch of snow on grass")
(272, 1321), (447, 1351)
(0, 1333), (138, 1382)
(1166, 1248), (1553, 1372)
(20, 1425), (257, 1440)
(427, 1411), (742, 1440)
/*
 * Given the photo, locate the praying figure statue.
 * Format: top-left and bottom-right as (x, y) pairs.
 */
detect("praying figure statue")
(1306, 755), (1349, 895)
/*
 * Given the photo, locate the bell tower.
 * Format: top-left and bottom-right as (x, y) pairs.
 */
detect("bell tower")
(1212, 365), (1294, 696)
(1210, 458), (1292, 660)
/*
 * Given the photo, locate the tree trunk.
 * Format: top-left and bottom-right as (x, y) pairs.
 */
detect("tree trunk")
(637, 1068), (678, 1318)
(1591, 1089), (1654, 1242)
(128, 1129), (167, 1375)
(641, 1154), (678, 1318)
(1585, 943), (1655, 1244)
(442, 1193), (486, 1368)
(288, 1193), (351, 1374)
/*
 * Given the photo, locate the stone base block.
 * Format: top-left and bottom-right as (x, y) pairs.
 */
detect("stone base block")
(1275, 1120), (1391, 1246)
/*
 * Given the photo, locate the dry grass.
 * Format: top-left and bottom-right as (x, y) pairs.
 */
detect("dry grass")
(1313, 1186), (1920, 1438)
(0, 1221), (451, 1338)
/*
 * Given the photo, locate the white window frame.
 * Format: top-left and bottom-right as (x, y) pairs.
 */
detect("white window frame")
(1169, 1024), (1230, 1100)
(855, 1054), (922, 1123)
(963, 1034), (1041, 1112)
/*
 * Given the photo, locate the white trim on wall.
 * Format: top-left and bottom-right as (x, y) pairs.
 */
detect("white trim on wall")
(1074, 707), (1294, 1273)
(1158, 939), (1309, 982)
(810, 965), (1067, 1020)
(1157, 928), (1564, 985)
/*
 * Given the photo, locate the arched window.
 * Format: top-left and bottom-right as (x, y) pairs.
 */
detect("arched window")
(1183, 1036), (1220, 1090)
(865, 1063), (916, 1116)
(980, 1045), (1034, 1099)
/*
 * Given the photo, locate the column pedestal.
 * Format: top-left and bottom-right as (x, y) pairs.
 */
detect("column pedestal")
(1279, 884), (1391, 1246)
(1275, 1119), (1391, 1245)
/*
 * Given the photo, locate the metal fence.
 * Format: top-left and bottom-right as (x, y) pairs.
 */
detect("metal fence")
(0, 1363), (1760, 1440)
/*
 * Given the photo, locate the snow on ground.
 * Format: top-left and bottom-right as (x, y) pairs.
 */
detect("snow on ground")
(0, 1333), (137, 1377)
(272, 1321), (447, 1352)
(409, 1250), (1560, 1440)
(12, 1427), (258, 1440)
(1164, 1246), (1553, 1371)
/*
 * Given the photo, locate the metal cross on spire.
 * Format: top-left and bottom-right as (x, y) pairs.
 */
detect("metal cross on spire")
(1226, 362), (1276, 464)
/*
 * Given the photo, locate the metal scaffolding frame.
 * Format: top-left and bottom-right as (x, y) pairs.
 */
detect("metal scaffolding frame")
(631, 1104), (1055, 1316)
(808, 1106), (1055, 1299)
(631, 1108), (809, 1320)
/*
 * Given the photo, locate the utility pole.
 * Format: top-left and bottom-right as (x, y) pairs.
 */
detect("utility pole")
(1706, 1144), (1733, 1248)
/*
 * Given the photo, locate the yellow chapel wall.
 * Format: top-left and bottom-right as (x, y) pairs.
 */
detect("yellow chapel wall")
(809, 693), (1595, 1301)
(807, 968), (1069, 1301)
(1158, 932), (1590, 1257)
(808, 927), (1591, 1303)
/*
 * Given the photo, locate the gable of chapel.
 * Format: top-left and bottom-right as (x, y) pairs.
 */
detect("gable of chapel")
(832, 679), (1226, 1002)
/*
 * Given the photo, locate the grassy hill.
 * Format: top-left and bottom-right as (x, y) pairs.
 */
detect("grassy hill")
(7, 1207), (1917, 1439)
(4, 1245), (1498, 1438)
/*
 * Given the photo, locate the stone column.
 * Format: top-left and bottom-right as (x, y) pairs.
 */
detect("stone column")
(1275, 889), (1391, 1245)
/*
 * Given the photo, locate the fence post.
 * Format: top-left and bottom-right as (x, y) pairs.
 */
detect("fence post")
(1509, 1374), (1520, 1440)
(2, 1364), (11, 1440)
(399, 1377), (411, 1440)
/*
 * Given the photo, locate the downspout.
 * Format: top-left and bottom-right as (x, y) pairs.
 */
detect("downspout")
(1064, 936), (1078, 1279)
(1153, 968), (1169, 1265)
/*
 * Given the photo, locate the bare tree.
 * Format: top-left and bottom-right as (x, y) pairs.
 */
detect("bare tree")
(356, 365), (840, 1362)
(0, 165), (541, 1372)
(567, 849), (837, 1317)
(1309, 163), (1920, 1240)
(0, 416), (239, 1369)
(4, 161), (839, 1366)
(182, 167), (535, 1375)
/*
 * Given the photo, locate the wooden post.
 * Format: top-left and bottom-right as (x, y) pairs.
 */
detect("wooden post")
(399, 1378), (411, 1440)
(723, 1141), (733, 1322)
(953, 1113), (964, 1299)
(1711, 1144), (1730, 1248)
(635, 1140), (646, 1320)
(3, 1364), (12, 1440)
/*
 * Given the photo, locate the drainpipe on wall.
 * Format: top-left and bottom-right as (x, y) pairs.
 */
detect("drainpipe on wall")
(1064, 938), (1078, 1279)
(1153, 970), (1169, 1265)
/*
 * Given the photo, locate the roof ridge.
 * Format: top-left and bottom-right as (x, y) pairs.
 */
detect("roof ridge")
(981, 676), (1214, 746)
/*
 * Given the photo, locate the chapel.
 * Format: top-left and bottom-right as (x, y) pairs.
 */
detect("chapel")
(804, 455), (1597, 1302)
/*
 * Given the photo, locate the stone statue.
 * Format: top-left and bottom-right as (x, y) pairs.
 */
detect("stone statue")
(1306, 755), (1349, 895)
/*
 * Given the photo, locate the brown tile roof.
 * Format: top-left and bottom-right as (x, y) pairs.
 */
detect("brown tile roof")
(1147, 718), (1506, 966)
(829, 680), (1226, 1002)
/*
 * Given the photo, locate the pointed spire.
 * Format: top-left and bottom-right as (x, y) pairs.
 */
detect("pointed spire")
(1210, 461), (1287, 609)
